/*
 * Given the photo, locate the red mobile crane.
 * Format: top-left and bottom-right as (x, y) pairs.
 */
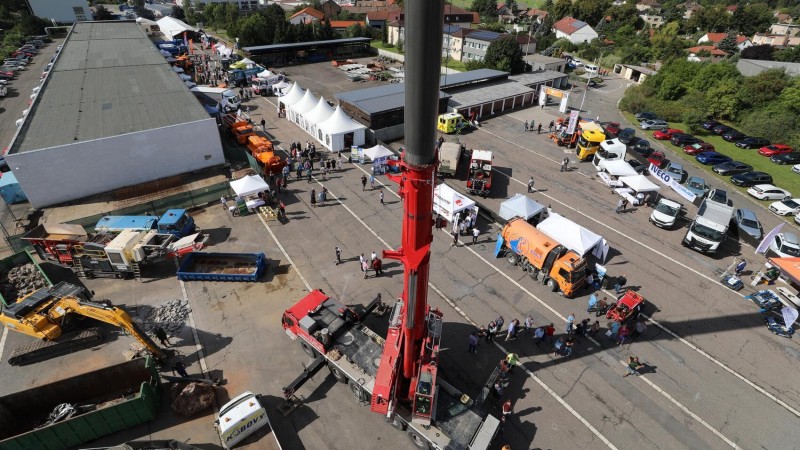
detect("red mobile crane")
(280, 1), (500, 448)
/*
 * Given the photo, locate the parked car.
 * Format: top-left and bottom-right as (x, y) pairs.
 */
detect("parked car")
(730, 171), (773, 187)
(671, 134), (703, 146)
(665, 162), (687, 183)
(747, 184), (791, 200)
(684, 142), (714, 155)
(647, 150), (667, 168)
(769, 198), (800, 216)
(696, 151), (732, 165)
(706, 188), (731, 206)
(653, 128), (683, 140)
(713, 161), (752, 175)
(605, 121), (621, 136)
(769, 232), (800, 257)
(618, 128), (636, 144)
(684, 176), (709, 198)
(758, 144), (792, 156)
(634, 139), (652, 156)
(635, 112), (659, 121)
(794, 164), (800, 174)
(640, 119), (668, 130)
(771, 152), (800, 165)
(734, 208), (763, 243)
(650, 198), (683, 229)
(627, 158), (648, 174)
(712, 124), (733, 135)
(722, 130), (747, 142)
(735, 137), (770, 149)
(702, 119), (721, 130)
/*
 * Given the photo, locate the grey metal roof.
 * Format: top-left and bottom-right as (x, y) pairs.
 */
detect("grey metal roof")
(243, 37), (371, 53)
(507, 70), (569, 86)
(13, 21), (209, 154)
(446, 79), (534, 109)
(440, 69), (508, 89)
(464, 30), (502, 42)
(524, 54), (565, 64)
(336, 83), (450, 115)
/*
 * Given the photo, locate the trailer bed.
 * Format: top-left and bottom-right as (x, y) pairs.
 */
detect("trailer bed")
(176, 252), (266, 282)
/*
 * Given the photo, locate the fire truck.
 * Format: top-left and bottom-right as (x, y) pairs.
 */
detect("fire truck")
(466, 150), (493, 198)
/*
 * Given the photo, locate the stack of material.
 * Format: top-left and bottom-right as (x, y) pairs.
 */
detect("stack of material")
(137, 299), (191, 336)
(170, 382), (215, 417)
(0, 263), (48, 300)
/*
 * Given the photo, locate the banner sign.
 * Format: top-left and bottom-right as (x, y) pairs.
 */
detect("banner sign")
(566, 110), (580, 135)
(648, 163), (697, 202)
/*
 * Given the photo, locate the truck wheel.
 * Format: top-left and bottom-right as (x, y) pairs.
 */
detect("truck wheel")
(114, 272), (123, 279)
(390, 416), (406, 430)
(521, 257), (531, 272)
(407, 429), (430, 449)
(507, 253), (519, 266)
(84, 271), (95, 279)
(300, 341), (318, 357)
(547, 278), (558, 292)
(329, 363), (348, 383)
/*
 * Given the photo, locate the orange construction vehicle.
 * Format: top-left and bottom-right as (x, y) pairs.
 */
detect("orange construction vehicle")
(246, 135), (285, 174)
(221, 114), (256, 145)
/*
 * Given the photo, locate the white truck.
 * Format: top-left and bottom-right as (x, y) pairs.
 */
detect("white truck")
(682, 199), (735, 254)
(191, 86), (241, 113)
(251, 75), (284, 96)
(437, 141), (464, 177)
(591, 138), (627, 171)
(215, 391), (282, 449)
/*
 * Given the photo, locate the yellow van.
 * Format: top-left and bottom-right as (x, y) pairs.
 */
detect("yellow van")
(437, 113), (469, 134)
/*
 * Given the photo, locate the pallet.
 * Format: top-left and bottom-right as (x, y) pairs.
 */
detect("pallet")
(258, 206), (278, 222)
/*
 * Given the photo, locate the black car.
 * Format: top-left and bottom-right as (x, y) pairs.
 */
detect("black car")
(735, 137), (770, 149)
(712, 124), (733, 135)
(635, 112), (658, 121)
(634, 139), (652, 156)
(618, 128), (636, 144)
(722, 130), (746, 142)
(671, 134), (703, 146)
(713, 161), (753, 175)
(627, 158), (648, 174)
(771, 152), (800, 165)
(702, 120), (721, 130)
(730, 171), (773, 187)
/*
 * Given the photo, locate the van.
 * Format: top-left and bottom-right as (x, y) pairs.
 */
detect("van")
(215, 391), (270, 448)
(585, 64), (599, 73)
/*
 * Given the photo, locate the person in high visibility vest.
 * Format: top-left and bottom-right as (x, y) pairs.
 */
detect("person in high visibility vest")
(505, 353), (520, 373)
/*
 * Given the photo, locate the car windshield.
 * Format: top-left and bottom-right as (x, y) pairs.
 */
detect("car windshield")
(688, 181), (703, 189)
(656, 202), (679, 216)
(741, 218), (759, 228)
(783, 199), (800, 209)
(779, 243), (800, 257)
(710, 192), (726, 202)
(691, 222), (725, 242)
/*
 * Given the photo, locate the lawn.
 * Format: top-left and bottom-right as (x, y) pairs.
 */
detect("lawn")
(622, 112), (800, 210)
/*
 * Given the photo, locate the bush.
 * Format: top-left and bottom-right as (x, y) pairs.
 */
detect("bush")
(738, 104), (800, 144)
(682, 109), (707, 134)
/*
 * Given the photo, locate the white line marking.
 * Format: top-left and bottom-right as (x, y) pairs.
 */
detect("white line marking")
(0, 327), (7, 363)
(174, 258), (213, 385)
(257, 212), (313, 292)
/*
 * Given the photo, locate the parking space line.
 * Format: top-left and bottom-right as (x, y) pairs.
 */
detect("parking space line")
(0, 328), (7, 364)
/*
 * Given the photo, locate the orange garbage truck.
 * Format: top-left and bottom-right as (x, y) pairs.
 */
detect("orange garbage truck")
(221, 114), (256, 145)
(246, 135), (285, 175)
(495, 217), (587, 297)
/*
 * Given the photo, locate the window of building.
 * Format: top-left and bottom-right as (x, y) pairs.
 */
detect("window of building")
(73, 6), (87, 21)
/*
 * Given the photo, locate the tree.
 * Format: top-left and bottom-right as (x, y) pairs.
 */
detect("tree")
(483, 35), (525, 74)
(691, 62), (741, 93)
(470, 0), (498, 18)
(649, 22), (687, 61)
(688, 5), (729, 33)
(573, 0), (611, 26)
(465, 59), (486, 71)
(774, 45), (800, 63)
(552, 0), (573, 20)
(737, 69), (790, 109)
(730, 3), (774, 36)
(716, 33), (739, 54)
(478, 22), (506, 32)
(171, 5), (185, 20)
(93, 5), (113, 21)
(237, 13), (267, 47)
(779, 79), (800, 114)
(740, 44), (774, 61)
(706, 79), (741, 119)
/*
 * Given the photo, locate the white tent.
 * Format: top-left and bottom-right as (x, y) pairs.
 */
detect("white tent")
(257, 69), (272, 78)
(303, 97), (335, 138)
(290, 89), (319, 128)
(230, 175), (269, 197)
(498, 194), (548, 222)
(537, 212), (608, 261)
(156, 16), (196, 38)
(279, 83), (306, 111)
(363, 145), (395, 161)
(602, 160), (639, 177)
(273, 80), (291, 96)
(433, 183), (476, 222)
(241, 57), (256, 65)
(317, 106), (367, 151)
(620, 175), (660, 192)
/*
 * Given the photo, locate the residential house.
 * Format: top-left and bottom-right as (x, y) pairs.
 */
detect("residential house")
(443, 24), (471, 62)
(289, 7), (325, 25)
(462, 30), (503, 62)
(366, 10), (400, 30)
(524, 8), (549, 24)
(497, 3), (513, 17)
(640, 13), (664, 28)
(321, 0), (342, 19)
(635, 0), (661, 12)
(752, 33), (800, 48)
(725, 5), (737, 15)
(769, 23), (800, 36)
(329, 20), (366, 36)
(387, 6), (479, 46)
(515, 34), (536, 55)
(698, 32), (753, 51)
(687, 45), (728, 62)
(775, 13), (793, 25)
(682, 2), (702, 19)
(552, 16), (599, 44)
(525, 54), (566, 73)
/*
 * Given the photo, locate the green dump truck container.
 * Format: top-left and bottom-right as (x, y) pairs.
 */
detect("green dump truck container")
(0, 357), (160, 450)
(0, 250), (52, 306)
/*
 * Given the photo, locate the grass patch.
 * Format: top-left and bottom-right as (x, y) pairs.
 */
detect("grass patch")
(442, 59), (467, 72)
(370, 40), (401, 53)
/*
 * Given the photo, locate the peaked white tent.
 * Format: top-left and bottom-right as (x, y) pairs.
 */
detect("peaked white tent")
(273, 80), (291, 96)
(620, 175), (660, 192)
(156, 16), (196, 38)
(230, 175), (269, 197)
(433, 183), (477, 222)
(317, 106), (366, 151)
(363, 145), (395, 161)
(602, 160), (639, 177)
(290, 90), (319, 129)
(304, 97), (335, 138)
(537, 212), (609, 261)
(279, 83), (306, 112)
(498, 194), (548, 222)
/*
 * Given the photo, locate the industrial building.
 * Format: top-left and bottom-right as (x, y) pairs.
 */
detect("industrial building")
(6, 21), (224, 209)
(26, 0), (93, 23)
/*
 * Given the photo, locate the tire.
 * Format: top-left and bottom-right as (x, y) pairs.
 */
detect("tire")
(407, 429), (430, 449)
(547, 278), (558, 292)
(520, 257), (530, 272)
(84, 271), (95, 279)
(507, 253), (519, 266)
(300, 341), (318, 357)
(390, 416), (406, 430)
(114, 272), (123, 279)
(329, 363), (348, 383)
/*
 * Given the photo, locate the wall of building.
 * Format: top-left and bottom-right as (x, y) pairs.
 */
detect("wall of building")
(7, 119), (224, 208)
(28, 0), (93, 23)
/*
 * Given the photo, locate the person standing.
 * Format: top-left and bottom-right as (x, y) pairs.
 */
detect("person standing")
(372, 257), (383, 276)
(545, 322), (555, 342)
(220, 196), (227, 210)
(359, 253), (365, 269)
(735, 259), (747, 276)
(371, 251), (377, 262)
(361, 174), (367, 191)
(334, 246), (341, 265)
(537, 123), (542, 134)
(616, 198), (624, 214)
(631, 319), (647, 340)
(566, 313), (575, 334)
(505, 319), (517, 341)
(310, 189), (317, 208)
(153, 326), (170, 347)
(527, 177), (535, 193)
(524, 315), (534, 335)
(278, 200), (286, 219)
(487, 321), (497, 343)
(172, 361), (190, 378)
(370, 173), (376, 190)
(529, 119), (534, 132)
(533, 326), (545, 346)
(362, 259), (370, 278)
(614, 274), (627, 295)
(260, 118), (266, 132)
(623, 356), (645, 377)
(561, 157), (569, 172)
(548, 120), (554, 132)
(524, 120), (529, 132)
(379, 189), (385, 205)
(505, 353), (520, 372)
(468, 332), (479, 354)
(472, 226), (480, 244)
(502, 399), (513, 418)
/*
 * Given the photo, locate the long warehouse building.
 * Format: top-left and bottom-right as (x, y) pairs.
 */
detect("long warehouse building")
(6, 21), (224, 209)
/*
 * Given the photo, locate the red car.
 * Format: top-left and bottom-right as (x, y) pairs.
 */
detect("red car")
(647, 150), (667, 168)
(652, 128), (684, 140)
(758, 144), (793, 157)
(684, 142), (715, 155)
(605, 121), (621, 136)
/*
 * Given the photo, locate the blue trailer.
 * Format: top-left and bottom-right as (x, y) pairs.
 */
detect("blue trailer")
(176, 252), (266, 282)
(95, 209), (196, 238)
(228, 67), (263, 87)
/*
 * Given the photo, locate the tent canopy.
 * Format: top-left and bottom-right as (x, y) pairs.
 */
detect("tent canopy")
(620, 175), (660, 192)
(537, 212), (604, 257)
(230, 175), (269, 197)
(292, 89), (319, 115)
(319, 105), (367, 134)
(156, 16), (196, 38)
(273, 80), (291, 90)
(770, 257), (800, 286)
(280, 83), (306, 107)
(603, 160), (639, 177)
(433, 183), (476, 222)
(363, 145), (395, 161)
(498, 194), (547, 221)
(304, 97), (335, 125)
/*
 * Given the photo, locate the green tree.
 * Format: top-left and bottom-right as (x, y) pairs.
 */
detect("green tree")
(779, 79), (800, 114)
(483, 35), (525, 74)
(552, 0), (573, 20)
(731, 3), (774, 36)
(691, 62), (741, 93)
(396, 39), (403, 52)
(185, 6), (197, 25)
(224, 2), (240, 36)
(237, 13), (267, 47)
(573, 0), (611, 26)
(649, 22), (687, 61)
(738, 69), (790, 110)
(171, 5), (185, 20)
(706, 79), (741, 119)
(774, 45), (800, 62)
(478, 22), (507, 32)
(716, 33), (739, 54)
(688, 5), (729, 33)
(657, 74), (685, 101)
(465, 59), (486, 70)
(93, 5), (113, 20)
(739, 103), (800, 145)
(470, 0), (498, 18)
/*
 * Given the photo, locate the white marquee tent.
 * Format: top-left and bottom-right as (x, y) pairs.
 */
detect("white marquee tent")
(303, 97), (335, 138)
(273, 80), (291, 96)
(279, 83), (306, 112)
(433, 183), (476, 222)
(363, 145), (395, 161)
(498, 194), (548, 222)
(317, 106), (366, 151)
(620, 175), (660, 192)
(290, 90), (319, 129)
(537, 212), (609, 261)
(156, 16), (196, 39)
(602, 160), (639, 177)
(230, 175), (269, 197)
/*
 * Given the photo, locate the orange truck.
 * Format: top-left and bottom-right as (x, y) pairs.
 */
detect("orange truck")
(246, 135), (285, 175)
(221, 114), (256, 145)
(495, 217), (587, 297)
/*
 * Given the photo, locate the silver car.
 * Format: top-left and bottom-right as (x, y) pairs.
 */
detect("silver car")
(640, 119), (668, 130)
(734, 208), (763, 243)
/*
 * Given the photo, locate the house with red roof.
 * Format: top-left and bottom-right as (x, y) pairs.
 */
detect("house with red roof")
(289, 7), (325, 25)
(698, 32), (753, 51)
(525, 8), (549, 24)
(552, 16), (598, 44)
(687, 45), (729, 62)
(329, 20), (366, 36)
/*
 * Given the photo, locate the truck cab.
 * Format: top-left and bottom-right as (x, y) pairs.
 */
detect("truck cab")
(576, 122), (606, 161)
(682, 199), (734, 254)
(437, 113), (469, 134)
(592, 138), (627, 171)
(467, 150), (493, 197)
(156, 209), (196, 237)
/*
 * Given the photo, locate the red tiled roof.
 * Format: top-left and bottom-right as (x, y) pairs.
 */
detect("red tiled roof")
(290, 7), (325, 20)
(329, 20), (365, 28)
(725, 5), (737, 11)
(526, 8), (548, 17)
(704, 32), (749, 44)
(688, 45), (728, 56)
(553, 16), (584, 35)
(367, 10), (390, 20)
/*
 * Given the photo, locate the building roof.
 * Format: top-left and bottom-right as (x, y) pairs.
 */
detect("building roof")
(440, 69), (509, 89)
(243, 37), (370, 53)
(737, 58), (800, 77)
(688, 45), (728, 56)
(366, 10), (398, 21)
(702, 32), (749, 44)
(335, 83), (449, 115)
(507, 69), (569, 85)
(329, 20), (365, 28)
(523, 54), (565, 65)
(525, 8), (548, 17)
(465, 30), (503, 42)
(725, 5), (737, 11)
(515, 34), (536, 45)
(443, 24), (464, 35)
(637, 0), (661, 7)
(11, 21), (209, 154)
(453, 28), (475, 38)
(620, 64), (658, 75)
(289, 7), (325, 20)
(553, 16), (589, 35)
(446, 79), (534, 110)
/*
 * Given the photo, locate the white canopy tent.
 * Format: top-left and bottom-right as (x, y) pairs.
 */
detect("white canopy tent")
(230, 175), (269, 197)
(156, 16), (196, 39)
(537, 212), (609, 261)
(241, 57), (256, 65)
(317, 106), (367, 151)
(214, 43), (233, 58)
(290, 89), (319, 129)
(620, 175), (660, 192)
(602, 160), (639, 177)
(433, 183), (477, 222)
(498, 194), (548, 222)
(273, 80), (291, 96)
(363, 145), (395, 161)
(303, 97), (335, 138)
(279, 83), (306, 111)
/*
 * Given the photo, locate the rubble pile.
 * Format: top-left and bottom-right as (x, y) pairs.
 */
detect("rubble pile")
(137, 299), (191, 336)
(170, 382), (215, 417)
(0, 264), (48, 300)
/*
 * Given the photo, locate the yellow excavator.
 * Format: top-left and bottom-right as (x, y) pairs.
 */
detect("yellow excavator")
(0, 282), (166, 366)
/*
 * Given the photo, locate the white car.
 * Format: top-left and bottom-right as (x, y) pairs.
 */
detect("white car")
(747, 184), (791, 200)
(793, 164), (800, 174)
(649, 198), (682, 229)
(769, 198), (800, 216)
(769, 232), (800, 257)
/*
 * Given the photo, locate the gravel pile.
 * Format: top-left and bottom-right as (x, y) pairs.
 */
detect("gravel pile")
(0, 263), (48, 301)
(137, 299), (191, 336)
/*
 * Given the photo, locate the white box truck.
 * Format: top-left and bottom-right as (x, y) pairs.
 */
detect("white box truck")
(682, 199), (734, 254)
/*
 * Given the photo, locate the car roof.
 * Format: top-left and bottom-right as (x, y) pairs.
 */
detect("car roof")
(667, 162), (683, 169)
(687, 175), (704, 182)
(659, 198), (682, 207)
(753, 184), (780, 190)
(736, 208), (758, 220)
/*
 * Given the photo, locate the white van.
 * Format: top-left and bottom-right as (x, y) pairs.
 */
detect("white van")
(585, 64), (599, 73)
(216, 391), (272, 449)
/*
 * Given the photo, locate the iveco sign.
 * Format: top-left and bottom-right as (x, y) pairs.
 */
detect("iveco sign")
(648, 163), (697, 202)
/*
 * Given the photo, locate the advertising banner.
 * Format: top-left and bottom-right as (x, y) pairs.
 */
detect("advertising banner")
(648, 163), (697, 202)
